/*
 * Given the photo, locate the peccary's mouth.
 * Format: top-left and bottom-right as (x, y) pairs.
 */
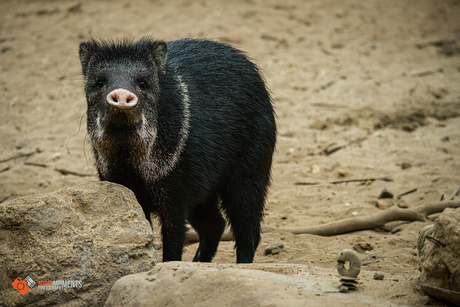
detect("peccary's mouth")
(98, 105), (144, 130)
(91, 110), (156, 149)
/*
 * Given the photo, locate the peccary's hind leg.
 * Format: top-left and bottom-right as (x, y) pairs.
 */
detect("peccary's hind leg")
(220, 178), (267, 264)
(188, 195), (226, 262)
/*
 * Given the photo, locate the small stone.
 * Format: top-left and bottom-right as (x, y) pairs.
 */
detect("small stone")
(397, 200), (409, 209)
(339, 285), (349, 293)
(265, 243), (284, 255)
(378, 188), (394, 199)
(353, 242), (374, 253)
(376, 199), (394, 210)
(15, 138), (30, 149)
(373, 272), (384, 280)
(401, 162), (412, 170)
(312, 164), (321, 175)
(441, 136), (450, 142)
(331, 42), (344, 49)
(52, 152), (62, 161)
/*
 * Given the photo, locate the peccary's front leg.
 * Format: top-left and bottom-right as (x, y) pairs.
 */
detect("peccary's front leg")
(159, 206), (187, 262)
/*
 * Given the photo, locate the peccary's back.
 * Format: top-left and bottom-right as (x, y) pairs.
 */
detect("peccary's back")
(161, 39), (276, 197)
(166, 39), (274, 147)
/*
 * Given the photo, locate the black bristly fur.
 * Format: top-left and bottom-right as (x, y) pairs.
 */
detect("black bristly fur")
(79, 37), (276, 263)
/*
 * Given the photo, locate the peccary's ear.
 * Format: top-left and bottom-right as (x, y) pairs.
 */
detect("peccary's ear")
(152, 41), (167, 73)
(79, 42), (93, 76)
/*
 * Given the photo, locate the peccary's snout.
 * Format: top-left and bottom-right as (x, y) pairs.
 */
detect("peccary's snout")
(107, 89), (138, 110)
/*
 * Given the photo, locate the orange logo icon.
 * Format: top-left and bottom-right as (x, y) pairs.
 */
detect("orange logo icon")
(12, 276), (35, 296)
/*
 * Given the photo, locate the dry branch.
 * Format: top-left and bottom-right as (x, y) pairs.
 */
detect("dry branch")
(291, 200), (460, 236)
(54, 168), (95, 177)
(0, 150), (37, 163)
(295, 176), (393, 186)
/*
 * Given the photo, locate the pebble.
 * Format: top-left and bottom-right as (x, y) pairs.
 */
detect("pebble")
(15, 138), (30, 149)
(397, 200), (408, 209)
(265, 243), (284, 256)
(441, 136), (450, 142)
(378, 188), (394, 199)
(376, 199), (394, 210)
(339, 285), (349, 293)
(312, 164), (321, 175)
(401, 162), (412, 170)
(373, 272), (384, 280)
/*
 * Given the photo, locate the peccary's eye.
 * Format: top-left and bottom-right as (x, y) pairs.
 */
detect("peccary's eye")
(96, 80), (104, 88)
(139, 80), (148, 90)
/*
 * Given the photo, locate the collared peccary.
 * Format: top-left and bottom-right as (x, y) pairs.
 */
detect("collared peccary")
(79, 37), (276, 263)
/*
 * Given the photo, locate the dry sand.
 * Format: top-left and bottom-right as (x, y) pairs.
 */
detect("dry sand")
(1, 0), (460, 305)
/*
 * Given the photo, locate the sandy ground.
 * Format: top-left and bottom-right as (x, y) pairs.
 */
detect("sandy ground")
(1, 0), (460, 305)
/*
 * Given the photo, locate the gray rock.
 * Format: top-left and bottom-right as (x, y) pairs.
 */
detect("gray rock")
(419, 208), (460, 305)
(417, 224), (434, 257)
(264, 243), (284, 255)
(104, 262), (342, 307)
(0, 181), (156, 307)
(377, 188), (394, 199)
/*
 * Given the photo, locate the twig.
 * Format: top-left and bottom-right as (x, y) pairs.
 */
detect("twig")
(425, 235), (446, 247)
(411, 68), (443, 78)
(0, 195), (16, 203)
(397, 188), (417, 198)
(54, 168), (95, 177)
(448, 185), (460, 200)
(295, 176), (393, 186)
(0, 150), (37, 163)
(324, 145), (344, 156)
(0, 165), (10, 174)
(24, 162), (48, 168)
(310, 102), (349, 109)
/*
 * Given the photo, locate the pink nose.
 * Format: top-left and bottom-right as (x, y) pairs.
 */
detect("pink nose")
(106, 89), (138, 109)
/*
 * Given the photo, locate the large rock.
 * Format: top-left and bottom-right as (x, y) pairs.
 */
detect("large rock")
(0, 181), (156, 307)
(104, 262), (406, 307)
(104, 262), (336, 307)
(419, 207), (460, 305)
